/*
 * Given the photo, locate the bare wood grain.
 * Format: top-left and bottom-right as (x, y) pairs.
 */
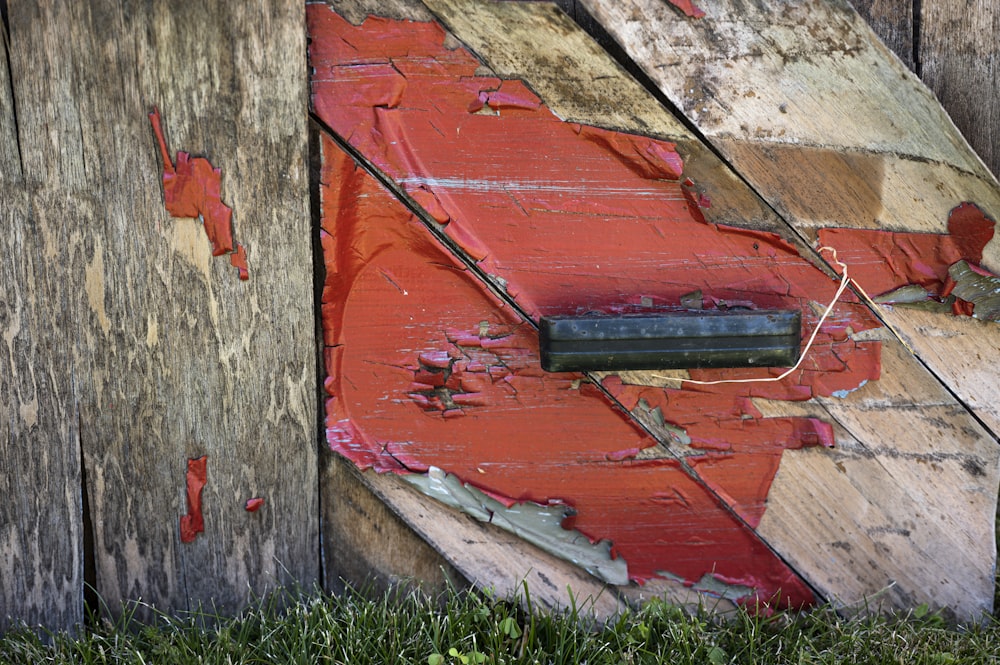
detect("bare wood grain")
(2, 0), (316, 625)
(920, 0), (1000, 179)
(0, 195), (84, 632)
(756, 330), (997, 616)
(322, 454), (464, 596)
(0, 11), (83, 634)
(0, 29), (20, 181)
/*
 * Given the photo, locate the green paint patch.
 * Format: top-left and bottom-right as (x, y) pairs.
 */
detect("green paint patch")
(403, 467), (629, 585)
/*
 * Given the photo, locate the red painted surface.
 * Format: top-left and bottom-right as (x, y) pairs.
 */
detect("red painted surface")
(179, 456), (207, 543)
(230, 243), (249, 281)
(149, 109), (249, 281)
(319, 136), (815, 605)
(309, 7), (885, 606)
(817, 202), (996, 314)
(245, 497), (265, 513)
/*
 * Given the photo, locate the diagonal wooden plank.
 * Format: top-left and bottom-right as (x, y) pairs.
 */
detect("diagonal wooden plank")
(3, 0), (317, 623)
(452, 0), (998, 619)
(579, 0), (1000, 434)
(314, 118), (736, 614)
(852, 0), (915, 69)
(312, 0), (997, 619)
(313, 0), (826, 610)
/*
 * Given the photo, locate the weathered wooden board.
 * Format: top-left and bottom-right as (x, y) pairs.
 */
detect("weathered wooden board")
(1, 27), (84, 629)
(447, 0), (1000, 618)
(311, 0), (998, 620)
(579, 0), (1000, 437)
(851, 0), (914, 69)
(920, 0), (1000, 179)
(359, 468), (633, 618)
(322, 453), (464, 596)
(437, 0), (998, 620)
(1, 0), (316, 628)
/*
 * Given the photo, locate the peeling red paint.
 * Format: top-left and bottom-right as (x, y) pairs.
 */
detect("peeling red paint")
(149, 108), (249, 280)
(667, 0), (706, 19)
(180, 456), (207, 543)
(230, 243), (249, 281)
(245, 497), (265, 512)
(318, 135), (815, 605)
(308, 7), (887, 607)
(817, 202), (996, 314)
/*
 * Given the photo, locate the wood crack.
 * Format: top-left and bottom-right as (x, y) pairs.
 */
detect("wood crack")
(78, 404), (98, 623)
(1, 0), (24, 180)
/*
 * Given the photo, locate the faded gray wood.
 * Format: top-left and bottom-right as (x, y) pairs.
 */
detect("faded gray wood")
(1, 0), (316, 629)
(0, 13), (83, 634)
(920, 0), (1000, 179)
(852, 0), (914, 69)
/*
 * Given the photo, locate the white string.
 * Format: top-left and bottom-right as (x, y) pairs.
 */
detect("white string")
(652, 246), (852, 387)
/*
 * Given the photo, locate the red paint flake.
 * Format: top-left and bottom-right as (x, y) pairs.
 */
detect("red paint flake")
(230, 243), (249, 281)
(308, 7), (886, 607)
(817, 202), (996, 314)
(149, 108), (249, 280)
(245, 497), (265, 512)
(668, 0), (706, 18)
(179, 455), (207, 543)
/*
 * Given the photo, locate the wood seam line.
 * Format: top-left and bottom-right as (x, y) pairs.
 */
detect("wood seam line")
(309, 111), (826, 604)
(1, 7), (24, 178)
(78, 402), (99, 622)
(307, 120), (330, 593)
(549, 2), (1000, 446)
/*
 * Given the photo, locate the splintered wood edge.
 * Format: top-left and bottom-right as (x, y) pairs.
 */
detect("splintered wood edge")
(356, 467), (738, 619)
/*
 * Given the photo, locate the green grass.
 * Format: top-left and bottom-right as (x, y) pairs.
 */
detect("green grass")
(2, 584), (999, 664)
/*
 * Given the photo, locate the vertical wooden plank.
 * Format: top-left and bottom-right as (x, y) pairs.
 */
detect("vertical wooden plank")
(0, 201), (85, 635)
(0, 7), (83, 635)
(134, 0), (318, 615)
(920, 0), (1000, 178)
(852, 0), (915, 69)
(3, 0), (317, 623)
(0, 21), (20, 181)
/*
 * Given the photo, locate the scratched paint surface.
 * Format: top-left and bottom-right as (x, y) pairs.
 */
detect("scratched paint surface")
(149, 109), (249, 280)
(310, 6), (885, 606)
(818, 202), (997, 317)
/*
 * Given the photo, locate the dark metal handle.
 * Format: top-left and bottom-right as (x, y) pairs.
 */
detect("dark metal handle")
(539, 310), (801, 372)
